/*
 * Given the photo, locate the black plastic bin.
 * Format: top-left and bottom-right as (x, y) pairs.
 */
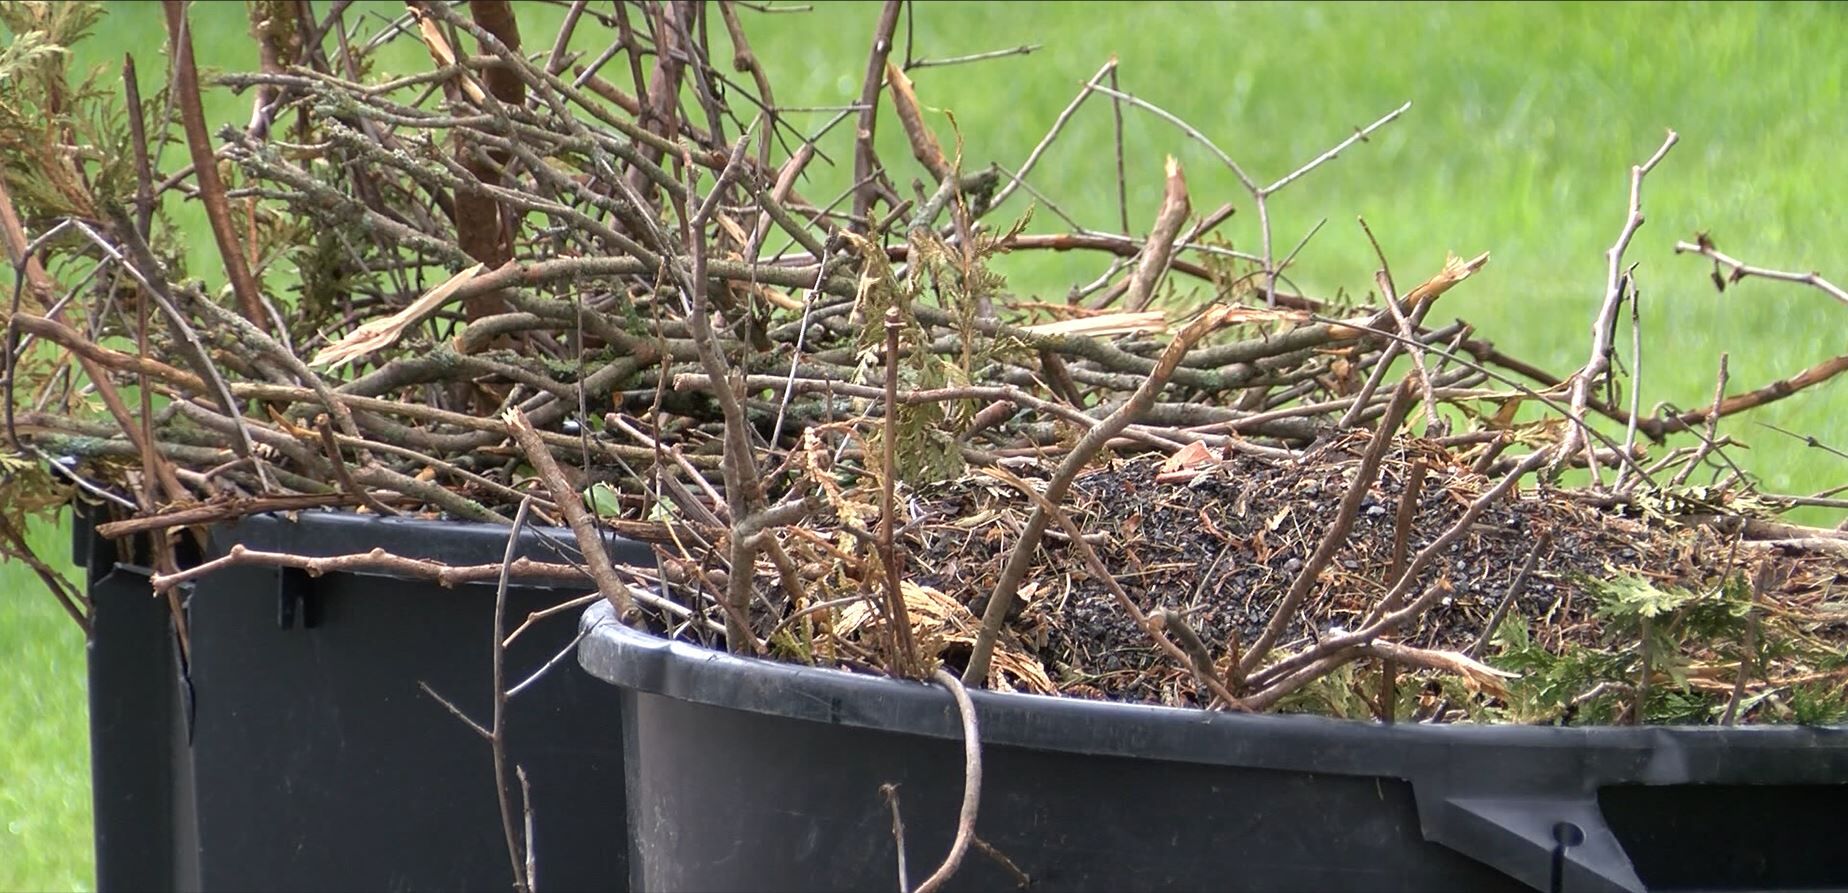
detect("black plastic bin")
(577, 600), (1848, 893)
(80, 508), (643, 892)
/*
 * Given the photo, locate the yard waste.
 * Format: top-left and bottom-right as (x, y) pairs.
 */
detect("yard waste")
(1, 1), (1844, 891)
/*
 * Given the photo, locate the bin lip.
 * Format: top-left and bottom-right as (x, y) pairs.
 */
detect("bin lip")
(577, 599), (1848, 784)
(201, 510), (652, 582)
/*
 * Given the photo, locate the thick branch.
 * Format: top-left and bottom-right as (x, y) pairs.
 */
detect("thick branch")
(161, 0), (270, 330)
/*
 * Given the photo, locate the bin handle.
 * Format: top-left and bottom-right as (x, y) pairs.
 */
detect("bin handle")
(1416, 790), (1646, 893)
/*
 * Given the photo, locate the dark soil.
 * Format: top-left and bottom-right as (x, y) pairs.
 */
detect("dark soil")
(893, 434), (1843, 710)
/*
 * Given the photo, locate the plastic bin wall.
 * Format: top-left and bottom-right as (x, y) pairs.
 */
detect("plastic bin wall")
(578, 600), (1848, 893)
(82, 509), (641, 892)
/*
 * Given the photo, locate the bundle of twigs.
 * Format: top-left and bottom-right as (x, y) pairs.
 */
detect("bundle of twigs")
(2, 0), (1843, 725)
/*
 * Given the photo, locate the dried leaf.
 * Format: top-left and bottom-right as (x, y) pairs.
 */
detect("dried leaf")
(1161, 439), (1215, 475)
(1488, 396), (1525, 430)
(1157, 440), (1216, 482)
(1266, 505), (1291, 531)
(1402, 250), (1492, 308)
(833, 582), (1054, 693)
(1325, 251), (1490, 339)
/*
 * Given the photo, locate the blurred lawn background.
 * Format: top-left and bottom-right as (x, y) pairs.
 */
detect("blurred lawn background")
(4, 1), (1844, 888)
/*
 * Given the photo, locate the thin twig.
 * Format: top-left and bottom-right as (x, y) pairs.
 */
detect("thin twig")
(1244, 447), (1557, 704)
(908, 44), (1039, 69)
(1122, 158), (1190, 313)
(0, 513), (90, 635)
(879, 306), (922, 675)
(1239, 378), (1416, 678)
(121, 54), (156, 238)
(1558, 129), (1678, 479)
(1465, 533), (1549, 659)
(850, 0), (904, 232)
(1757, 421), (1848, 462)
(1614, 272), (1646, 492)
(518, 766), (536, 891)
(1357, 217), (1440, 434)
(1262, 101), (1413, 196)
(1388, 458), (1426, 588)
(988, 58), (1117, 213)
(1676, 234), (1848, 308)
(507, 409), (635, 617)
(1256, 101), (1412, 305)
(149, 543), (599, 593)
(914, 668), (981, 893)
(1671, 354), (1730, 488)
(418, 681), (492, 740)
(881, 783), (911, 893)
(493, 496), (535, 893)
(505, 626), (592, 700)
(971, 837), (1030, 889)
(1108, 65), (1129, 234)
(315, 416), (399, 516)
(1082, 83), (1257, 192)
(1641, 354), (1848, 441)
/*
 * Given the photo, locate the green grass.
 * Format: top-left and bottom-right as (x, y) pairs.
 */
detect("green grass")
(0, 510), (92, 893)
(5, 2), (1846, 889)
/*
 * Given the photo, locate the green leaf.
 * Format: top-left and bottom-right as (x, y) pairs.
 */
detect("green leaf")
(583, 481), (622, 516)
(1590, 574), (1695, 622)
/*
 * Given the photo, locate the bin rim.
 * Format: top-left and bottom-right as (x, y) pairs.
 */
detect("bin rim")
(188, 509), (645, 587)
(577, 598), (1848, 785)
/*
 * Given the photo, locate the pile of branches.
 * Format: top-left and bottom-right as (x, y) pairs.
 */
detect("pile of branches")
(3, 0), (1845, 727)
